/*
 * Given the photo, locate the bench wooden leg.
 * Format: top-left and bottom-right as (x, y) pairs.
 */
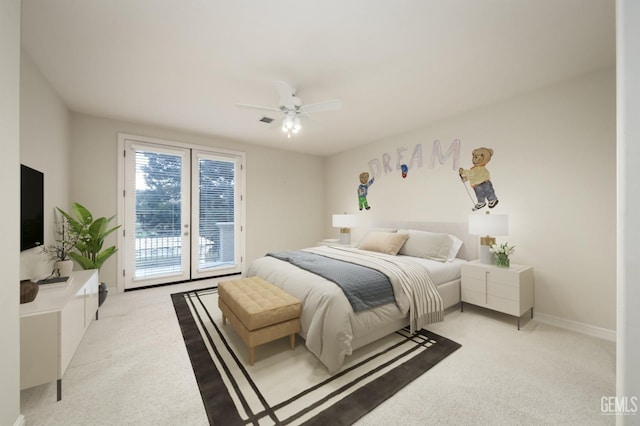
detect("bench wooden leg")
(289, 334), (295, 350)
(249, 347), (255, 365)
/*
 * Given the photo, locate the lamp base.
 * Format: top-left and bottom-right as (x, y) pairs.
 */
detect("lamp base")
(478, 235), (496, 265)
(339, 231), (351, 245)
(340, 228), (351, 245)
(479, 245), (495, 265)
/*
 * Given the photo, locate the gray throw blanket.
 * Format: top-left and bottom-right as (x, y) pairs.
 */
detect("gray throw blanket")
(266, 251), (394, 312)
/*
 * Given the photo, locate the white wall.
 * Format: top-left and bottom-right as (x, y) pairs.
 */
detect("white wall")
(617, 0), (640, 420)
(0, 0), (23, 424)
(69, 113), (325, 290)
(325, 68), (616, 332)
(19, 50), (71, 281)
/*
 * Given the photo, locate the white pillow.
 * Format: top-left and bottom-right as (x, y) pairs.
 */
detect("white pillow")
(447, 235), (464, 262)
(397, 229), (454, 262)
(358, 231), (409, 256)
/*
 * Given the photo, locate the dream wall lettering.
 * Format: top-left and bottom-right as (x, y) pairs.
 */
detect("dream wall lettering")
(367, 139), (461, 179)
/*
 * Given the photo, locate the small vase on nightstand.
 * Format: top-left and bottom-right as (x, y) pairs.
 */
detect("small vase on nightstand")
(495, 253), (510, 268)
(490, 242), (515, 268)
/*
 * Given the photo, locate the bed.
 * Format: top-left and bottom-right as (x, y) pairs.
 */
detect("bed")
(246, 222), (476, 373)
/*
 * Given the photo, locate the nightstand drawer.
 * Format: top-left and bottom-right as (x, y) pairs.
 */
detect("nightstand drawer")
(461, 277), (520, 300)
(461, 287), (485, 306)
(461, 288), (520, 316)
(461, 265), (520, 287)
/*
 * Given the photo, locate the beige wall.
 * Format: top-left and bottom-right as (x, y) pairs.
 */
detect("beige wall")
(69, 113), (325, 289)
(19, 50), (72, 281)
(325, 68), (616, 332)
(1, 0), (22, 424)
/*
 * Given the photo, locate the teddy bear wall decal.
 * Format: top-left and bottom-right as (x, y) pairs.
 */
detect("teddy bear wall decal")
(458, 147), (499, 211)
(357, 172), (375, 210)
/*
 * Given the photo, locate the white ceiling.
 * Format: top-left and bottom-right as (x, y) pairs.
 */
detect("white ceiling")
(20, 0), (615, 156)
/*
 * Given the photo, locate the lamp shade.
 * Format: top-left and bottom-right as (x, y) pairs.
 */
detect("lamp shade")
(468, 213), (508, 236)
(332, 214), (358, 228)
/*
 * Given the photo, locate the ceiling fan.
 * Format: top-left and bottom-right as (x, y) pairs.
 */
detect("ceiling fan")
(237, 81), (342, 138)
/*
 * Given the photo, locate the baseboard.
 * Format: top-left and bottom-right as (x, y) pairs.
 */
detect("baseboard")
(534, 312), (616, 342)
(14, 414), (25, 426)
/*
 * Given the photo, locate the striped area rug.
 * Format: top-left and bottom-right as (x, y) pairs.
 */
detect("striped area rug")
(171, 287), (461, 426)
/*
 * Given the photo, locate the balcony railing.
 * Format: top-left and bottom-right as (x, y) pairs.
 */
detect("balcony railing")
(133, 232), (233, 279)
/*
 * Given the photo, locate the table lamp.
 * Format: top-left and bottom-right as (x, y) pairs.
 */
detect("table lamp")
(332, 214), (358, 245)
(469, 212), (509, 264)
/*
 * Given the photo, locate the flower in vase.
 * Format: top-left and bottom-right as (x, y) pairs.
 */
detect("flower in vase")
(489, 242), (515, 267)
(489, 242), (515, 256)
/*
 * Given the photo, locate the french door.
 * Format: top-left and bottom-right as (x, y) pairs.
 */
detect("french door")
(120, 136), (243, 289)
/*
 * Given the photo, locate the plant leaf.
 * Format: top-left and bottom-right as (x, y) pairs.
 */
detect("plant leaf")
(67, 252), (95, 270)
(56, 207), (83, 234)
(94, 246), (118, 270)
(72, 202), (93, 225)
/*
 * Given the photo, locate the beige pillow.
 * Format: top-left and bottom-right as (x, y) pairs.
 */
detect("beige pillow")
(358, 231), (409, 255)
(397, 229), (454, 262)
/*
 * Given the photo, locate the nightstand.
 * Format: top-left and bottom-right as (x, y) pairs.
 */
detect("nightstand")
(460, 260), (534, 330)
(316, 239), (357, 247)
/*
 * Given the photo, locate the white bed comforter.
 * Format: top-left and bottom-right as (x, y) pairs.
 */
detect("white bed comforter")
(246, 246), (443, 373)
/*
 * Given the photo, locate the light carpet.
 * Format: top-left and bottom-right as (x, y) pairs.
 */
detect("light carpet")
(172, 287), (461, 426)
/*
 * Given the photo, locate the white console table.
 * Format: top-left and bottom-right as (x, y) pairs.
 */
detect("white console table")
(20, 269), (99, 401)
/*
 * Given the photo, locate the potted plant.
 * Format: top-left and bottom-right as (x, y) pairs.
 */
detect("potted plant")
(41, 212), (78, 278)
(57, 202), (121, 306)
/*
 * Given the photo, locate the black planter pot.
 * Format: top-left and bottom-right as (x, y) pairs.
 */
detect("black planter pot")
(98, 282), (108, 306)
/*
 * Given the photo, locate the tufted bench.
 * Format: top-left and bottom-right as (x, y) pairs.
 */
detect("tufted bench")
(218, 276), (301, 365)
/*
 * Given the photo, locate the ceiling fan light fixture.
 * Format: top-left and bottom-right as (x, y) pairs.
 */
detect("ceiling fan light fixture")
(237, 80), (340, 139)
(282, 115), (294, 130)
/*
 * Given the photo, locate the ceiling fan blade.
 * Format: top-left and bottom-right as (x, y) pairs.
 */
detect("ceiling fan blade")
(299, 99), (342, 114)
(236, 103), (283, 114)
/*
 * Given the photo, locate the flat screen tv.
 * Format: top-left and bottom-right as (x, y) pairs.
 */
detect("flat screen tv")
(21, 164), (44, 251)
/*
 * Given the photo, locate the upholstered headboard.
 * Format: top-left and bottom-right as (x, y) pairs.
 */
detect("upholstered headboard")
(371, 221), (477, 261)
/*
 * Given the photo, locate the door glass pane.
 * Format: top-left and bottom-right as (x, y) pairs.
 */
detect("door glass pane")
(134, 150), (184, 279)
(198, 157), (235, 271)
